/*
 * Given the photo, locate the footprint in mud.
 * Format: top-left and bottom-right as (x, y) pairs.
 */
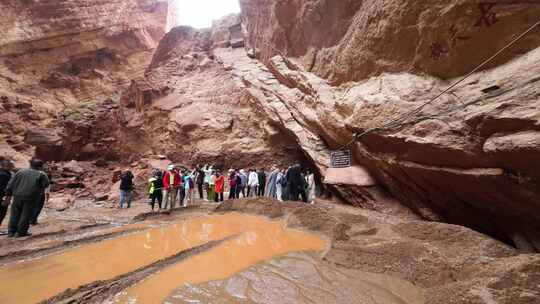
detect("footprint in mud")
(165, 252), (425, 304)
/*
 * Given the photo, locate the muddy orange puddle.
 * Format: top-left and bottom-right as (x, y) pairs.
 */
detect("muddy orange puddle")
(0, 213), (325, 304)
(114, 215), (326, 304)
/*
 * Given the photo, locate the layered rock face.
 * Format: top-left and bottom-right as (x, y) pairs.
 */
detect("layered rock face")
(0, 0), (168, 165)
(240, 0), (540, 83)
(116, 21), (305, 168)
(234, 0), (540, 249)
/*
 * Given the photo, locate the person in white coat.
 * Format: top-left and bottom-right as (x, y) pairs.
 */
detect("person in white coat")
(203, 165), (214, 201)
(306, 170), (316, 203)
(276, 169), (285, 202)
(247, 169), (259, 197)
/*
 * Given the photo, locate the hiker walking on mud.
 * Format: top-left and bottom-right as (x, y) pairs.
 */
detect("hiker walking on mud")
(0, 160), (13, 230)
(163, 165), (181, 210)
(31, 169), (51, 225)
(214, 171), (225, 203)
(119, 170), (134, 209)
(3, 159), (50, 238)
(148, 170), (163, 211)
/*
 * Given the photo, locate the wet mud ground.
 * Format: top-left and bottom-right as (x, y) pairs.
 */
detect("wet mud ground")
(0, 197), (537, 304)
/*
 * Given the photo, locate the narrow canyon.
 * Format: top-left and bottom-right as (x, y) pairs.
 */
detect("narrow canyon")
(0, 1), (539, 303)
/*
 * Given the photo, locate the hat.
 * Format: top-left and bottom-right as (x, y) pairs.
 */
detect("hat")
(167, 164), (175, 171)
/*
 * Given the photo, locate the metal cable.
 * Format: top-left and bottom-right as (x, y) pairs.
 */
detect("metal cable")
(336, 18), (540, 150)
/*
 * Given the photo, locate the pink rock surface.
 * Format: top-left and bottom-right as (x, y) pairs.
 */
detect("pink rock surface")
(240, 0), (540, 84)
(324, 166), (377, 187)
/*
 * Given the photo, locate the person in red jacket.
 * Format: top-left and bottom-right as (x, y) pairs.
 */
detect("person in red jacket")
(214, 171), (225, 203)
(162, 165), (182, 210)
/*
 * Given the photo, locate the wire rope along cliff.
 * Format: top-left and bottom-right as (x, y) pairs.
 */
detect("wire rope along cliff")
(337, 18), (540, 151)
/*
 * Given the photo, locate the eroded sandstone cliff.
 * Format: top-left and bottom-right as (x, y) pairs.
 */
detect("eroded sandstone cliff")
(233, 0), (540, 250)
(0, 0), (168, 165)
(240, 0), (540, 83)
(114, 23), (305, 167)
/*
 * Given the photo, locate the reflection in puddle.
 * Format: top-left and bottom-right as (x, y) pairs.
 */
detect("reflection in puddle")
(166, 253), (425, 304)
(113, 216), (326, 304)
(0, 214), (322, 304)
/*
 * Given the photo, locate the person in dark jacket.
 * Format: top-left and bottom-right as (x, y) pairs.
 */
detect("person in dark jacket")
(0, 160), (13, 230)
(3, 159), (50, 237)
(119, 170), (134, 209)
(257, 168), (266, 196)
(30, 170), (51, 225)
(237, 169), (248, 198)
(228, 169), (237, 200)
(148, 170), (163, 211)
(286, 163), (307, 202)
(194, 165), (205, 200)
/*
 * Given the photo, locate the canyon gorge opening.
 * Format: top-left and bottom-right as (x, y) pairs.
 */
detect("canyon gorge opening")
(0, 0), (539, 303)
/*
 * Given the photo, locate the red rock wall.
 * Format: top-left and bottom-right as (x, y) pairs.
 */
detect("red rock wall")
(240, 0), (540, 84)
(0, 0), (168, 166)
(115, 23), (305, 168)
(237, 0), (540, 250)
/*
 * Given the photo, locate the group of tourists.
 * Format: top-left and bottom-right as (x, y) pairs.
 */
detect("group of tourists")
(125, 163), (317, 212)
(117, 164), (200, 211)
(216, 164), (317, 203)
(0, 158), (318, 237)
(0, 159), (51, 238)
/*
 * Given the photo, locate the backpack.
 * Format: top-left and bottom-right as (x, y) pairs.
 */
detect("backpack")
(188, 177), (194, 189)
(236, 175), (242, 186)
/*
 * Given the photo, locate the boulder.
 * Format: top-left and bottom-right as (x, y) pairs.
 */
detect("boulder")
(52, 177), (85, 190)
(93, 159), (108, 167)
(47, 196), (73, 211)
(61, 160), (85, 175)
(211, 14), (242, 48)
(24, 129), (62, 146)
(24, 128), (64, 161)
(94, 193), (109, 202)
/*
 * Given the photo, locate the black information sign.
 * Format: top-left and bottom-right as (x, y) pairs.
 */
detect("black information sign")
(330, 150), (351, 168)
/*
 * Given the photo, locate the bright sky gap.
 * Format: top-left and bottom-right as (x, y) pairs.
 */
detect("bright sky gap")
(174, 0), (241, 29)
